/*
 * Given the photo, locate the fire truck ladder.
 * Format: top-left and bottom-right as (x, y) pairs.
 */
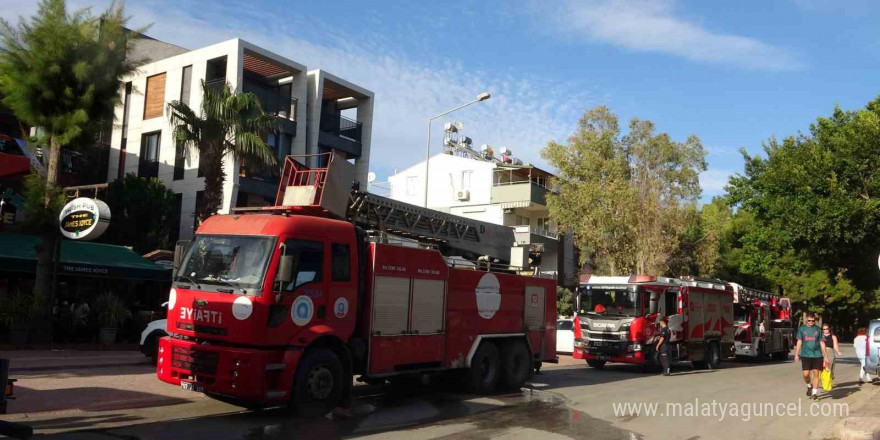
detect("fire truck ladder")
(252, 152), (517, 263)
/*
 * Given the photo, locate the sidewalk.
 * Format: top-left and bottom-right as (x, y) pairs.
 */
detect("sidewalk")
(1, 349), (149, 372)
(834, 383), (880, 440)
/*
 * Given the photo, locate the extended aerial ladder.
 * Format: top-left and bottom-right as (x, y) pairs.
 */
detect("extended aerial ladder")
(237, 152), (524, 268)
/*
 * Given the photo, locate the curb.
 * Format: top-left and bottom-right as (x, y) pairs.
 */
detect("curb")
(11, 360), (151, 373)
(835, 417), (880, 440)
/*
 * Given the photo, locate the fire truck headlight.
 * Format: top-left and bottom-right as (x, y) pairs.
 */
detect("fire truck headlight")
(234, 359), (241, 367)
(168, 288), (177, 310)
(631, 343), (642, 352)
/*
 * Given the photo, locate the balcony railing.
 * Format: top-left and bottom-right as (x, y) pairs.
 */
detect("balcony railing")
(491, 181), (552, 207)
(139, 160), (159, 180)
(204, 77), (227, 91)
(320, 113), (363, 143)
(513, 225), (558, 240)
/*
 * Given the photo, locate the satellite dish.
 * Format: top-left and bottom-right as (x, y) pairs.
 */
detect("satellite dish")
(500, 147), (510, 155)
(444, 122), (457, 132)
(454, 121), (464, 131)
(480, 144), (489, 152)
(367, 172), (376, 183)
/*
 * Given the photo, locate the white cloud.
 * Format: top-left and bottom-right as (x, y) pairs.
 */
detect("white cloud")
(699, 169), (734, 199)
(540, 0), (804, 71)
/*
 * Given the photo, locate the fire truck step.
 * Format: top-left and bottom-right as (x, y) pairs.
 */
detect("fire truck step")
(266, 390), (287, 399)
(265, 363), (286, 371)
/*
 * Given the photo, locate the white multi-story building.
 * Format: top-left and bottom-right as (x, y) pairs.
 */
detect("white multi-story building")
(106, 35), (373, 241)
(388, 148), (578, 285)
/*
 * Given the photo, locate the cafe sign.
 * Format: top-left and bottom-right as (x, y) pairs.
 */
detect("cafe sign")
(59, 197), (111, 241)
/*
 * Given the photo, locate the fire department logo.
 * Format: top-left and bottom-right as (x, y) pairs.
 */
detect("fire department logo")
(475, 273), (501, 319)
(291, 295), (313, 326)
(334, 297), (349, 319)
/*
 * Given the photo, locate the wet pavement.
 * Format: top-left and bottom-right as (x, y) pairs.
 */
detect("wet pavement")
(32, 385), (639, 440)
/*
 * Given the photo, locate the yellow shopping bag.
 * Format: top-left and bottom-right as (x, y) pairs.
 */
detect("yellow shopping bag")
(821, 368), (833, 391)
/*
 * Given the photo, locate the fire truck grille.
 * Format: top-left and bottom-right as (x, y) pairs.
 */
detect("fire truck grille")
(587, 331), (626, 341)
(587, 340), (628, 353)
(171, 346), (219, 374)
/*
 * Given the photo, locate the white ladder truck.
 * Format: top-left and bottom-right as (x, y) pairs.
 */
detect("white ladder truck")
(730, 283), (793, 361)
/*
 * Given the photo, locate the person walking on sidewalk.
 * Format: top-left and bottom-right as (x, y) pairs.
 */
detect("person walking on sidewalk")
(656, 318), (671, 376)
(794, 312), (828, 401)
(822, 324), (842, 380)
(854, 327), (874, 385)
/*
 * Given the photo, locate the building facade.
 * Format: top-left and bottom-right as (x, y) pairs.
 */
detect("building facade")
(388, 150), (577, 285)
(106, 37), (374, 241)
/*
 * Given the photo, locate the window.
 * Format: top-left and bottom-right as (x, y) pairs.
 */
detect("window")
(281, 240), (323, 291)
(406, 176), (418, 196)
(537, 217), (551, 229)
(118, 82), (132, 179)
(143, 72), (167, 119)
(331, 243), (350, 282)
(139, 132), (161, 179)
(180, 65), (192, 105)
(174, 140), (185, 180)
(517, 215), (529, 226)
(664, 290), (677, 316)
(461, 170), (472, 191)
(176, 234), (274, 293)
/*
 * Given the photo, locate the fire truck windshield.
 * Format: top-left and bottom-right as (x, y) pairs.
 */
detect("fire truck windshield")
(177, 235), (275, 294)
(577, 286), (641, 317)
(734, 305), (750, 324)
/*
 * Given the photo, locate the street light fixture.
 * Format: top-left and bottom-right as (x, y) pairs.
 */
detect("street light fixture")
(423, 92), (491, 207)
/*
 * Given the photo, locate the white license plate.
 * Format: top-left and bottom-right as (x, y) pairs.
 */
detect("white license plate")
(180, 382), (204, 393)
(596, 354), (610, 361)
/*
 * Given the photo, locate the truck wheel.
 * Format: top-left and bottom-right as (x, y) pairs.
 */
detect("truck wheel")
(467, 342), (500, 394)
(500, 340), (531, 390)
(707, 343), (722, 369)
(757, 342), (766, 361)
(586, 360), (606, 369)
(292, 349), (345, 418)
(772, 341), (789, 361)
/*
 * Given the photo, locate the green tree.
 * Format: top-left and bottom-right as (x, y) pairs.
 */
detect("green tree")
(556, 286), (574, 317)
(167, 81), (277, 224)
(542, 106), (706, 275)
(102, 174), (177, 254)
(725, 97), (880, 326)
(0, 0), (141, 341)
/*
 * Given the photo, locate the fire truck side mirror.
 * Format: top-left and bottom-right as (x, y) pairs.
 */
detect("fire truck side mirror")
(277, 255), (294, 284)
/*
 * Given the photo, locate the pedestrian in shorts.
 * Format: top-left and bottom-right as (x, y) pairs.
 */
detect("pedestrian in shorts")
(794, 312), (828, 401)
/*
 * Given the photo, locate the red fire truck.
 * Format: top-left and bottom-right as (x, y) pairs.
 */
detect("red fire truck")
(572, 275), (735, 370)
(157, 152), (557, 416)
(730, 283), (793, 360)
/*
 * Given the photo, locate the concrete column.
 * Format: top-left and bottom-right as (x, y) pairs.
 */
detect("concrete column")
(354, 95), (374, 189)
(291, 70), (308, 156)
(220, 42), (244, 214)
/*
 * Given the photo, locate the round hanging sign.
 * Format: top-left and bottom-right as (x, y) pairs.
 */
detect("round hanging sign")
(59, 197), (111, 241)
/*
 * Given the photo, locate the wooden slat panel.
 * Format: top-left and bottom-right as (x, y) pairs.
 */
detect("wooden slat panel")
(143, 72), (166, 119)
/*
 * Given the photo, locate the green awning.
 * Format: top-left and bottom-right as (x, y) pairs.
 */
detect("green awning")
(0, 233), (171, 281)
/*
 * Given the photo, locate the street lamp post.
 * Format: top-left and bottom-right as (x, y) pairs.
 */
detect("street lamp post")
(423, 92), (491, 207)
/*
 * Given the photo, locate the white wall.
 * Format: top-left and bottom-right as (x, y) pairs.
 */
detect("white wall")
(388, 153), (495, 210)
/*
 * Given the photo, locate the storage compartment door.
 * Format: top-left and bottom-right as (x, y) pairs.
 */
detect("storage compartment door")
(410, 279), (445, 335)
(524, 286), (546, 330)
(371, 276), (410, 336)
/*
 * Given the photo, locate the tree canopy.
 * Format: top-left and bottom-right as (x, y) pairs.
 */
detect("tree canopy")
(167, 80), (277, 223)
(102, 174), (178, 254)
(542, 106), (706, 275)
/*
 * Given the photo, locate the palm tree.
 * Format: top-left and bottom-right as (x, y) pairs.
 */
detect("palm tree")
(167, 81), (278, 224)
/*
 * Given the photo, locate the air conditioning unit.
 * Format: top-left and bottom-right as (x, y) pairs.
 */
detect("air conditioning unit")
(456, 190), (470, 201)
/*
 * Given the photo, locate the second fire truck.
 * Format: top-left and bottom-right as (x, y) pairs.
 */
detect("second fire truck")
(572, 275), (736, 370)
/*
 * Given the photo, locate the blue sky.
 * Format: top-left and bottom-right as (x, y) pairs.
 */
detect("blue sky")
(4, 0), (880, 202)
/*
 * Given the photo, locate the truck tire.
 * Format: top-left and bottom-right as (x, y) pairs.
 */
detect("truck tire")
(292, 348), (345, 418)
(757, 342), (766, 361)
(587, 360), (606, 369)
(500, 340), (531, 390)
(466, 342), (500, 394)
(772, 341), (789, 361)
(706, 342), (722, 369)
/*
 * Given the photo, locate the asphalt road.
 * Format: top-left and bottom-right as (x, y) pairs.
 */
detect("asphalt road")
(3, 344), (878, 440)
